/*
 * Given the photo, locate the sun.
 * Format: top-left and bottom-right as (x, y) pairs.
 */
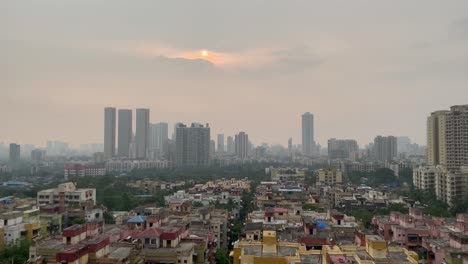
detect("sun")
(200, 50), (209, 57)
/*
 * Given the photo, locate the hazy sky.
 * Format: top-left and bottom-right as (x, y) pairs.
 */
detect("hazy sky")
(2, 1), (468, 147)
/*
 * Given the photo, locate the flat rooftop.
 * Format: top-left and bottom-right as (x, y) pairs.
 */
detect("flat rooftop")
(108, 247), (131, 259)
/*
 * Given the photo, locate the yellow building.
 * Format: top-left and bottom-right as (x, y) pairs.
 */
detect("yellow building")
(323, 235), (418, 264)
(23, 221), (41, 242)
(317, 169), (343, 185)
(0, 227), (4, 250)
(39, 213), (62, 237)
(230, 230), (321, 264)
(23, 208), (40, 221)
(231, 232), (418, 264)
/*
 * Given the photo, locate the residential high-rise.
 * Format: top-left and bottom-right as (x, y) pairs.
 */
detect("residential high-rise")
(373, 136), (397, 162)
(327, 138), (359, 159)
(31, 149), (46, 164)
(149, 122), (169, 157)
(118, 109), (132, 157)
(9, 143), (20, 163)
(301, 112), (315, 156)
(427, 105), (468, 170)
(172, 122), (182, 141)
(396, 136), (411, 154)
(217, 134), (225, 154)
(175, 123), (210, 167)
(210, 140), (216, 158)
(445, 105), (468, 171)
(288, 138), (293, 153)
(235, 132), (249, 159)
(427, 110), (448, 166)
(104, 107), (116, 159)
(46, 141), (69, 156)
(414, 105), (468, 206)
(135, 108), (150, 159)
(414, 165), (468, 207)
(227, 136), (235, 154)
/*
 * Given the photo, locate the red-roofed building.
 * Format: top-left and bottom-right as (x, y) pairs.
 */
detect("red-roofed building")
(135, 227), (162, 248)
(56, 244), (88, 263)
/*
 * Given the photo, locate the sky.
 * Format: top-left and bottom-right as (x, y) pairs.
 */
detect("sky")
(2, 1), (468, 148)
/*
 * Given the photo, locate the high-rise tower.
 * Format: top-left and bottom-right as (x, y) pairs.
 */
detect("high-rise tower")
(301, 112), (315, 156)
(118, 109), (132, 157)
(104, 107), (116, 159)
(135, 108), (150, 159)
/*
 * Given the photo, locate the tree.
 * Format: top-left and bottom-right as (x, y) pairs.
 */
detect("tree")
(398, 168), (413, 186)
(215, 248), (229, 264)
(0, 239), (30, 264)
(103, 211), (114, 224)
(302, 203), (324, 212)
(450, 197), (468, 215)
(369, 168), (397, 186)
(351, 209), (374, 228)
(121, 193), (134, 211)
(192, 201), (204, 208)
(347, 172), (363, 184)
(72, 218), (86, 225)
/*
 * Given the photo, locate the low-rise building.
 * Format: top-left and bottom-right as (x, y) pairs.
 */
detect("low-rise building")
(414, 165), (468, 206)
(317, 168), (343, 185)
(37, 182), (96, 207)
(64, 164), (106, 178)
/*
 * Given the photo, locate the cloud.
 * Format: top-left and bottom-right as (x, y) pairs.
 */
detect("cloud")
(450, 17), (468, 40)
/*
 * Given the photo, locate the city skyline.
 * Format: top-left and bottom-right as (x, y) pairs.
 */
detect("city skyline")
(1, 107), (431, 149)
(3, 1), (468, 146)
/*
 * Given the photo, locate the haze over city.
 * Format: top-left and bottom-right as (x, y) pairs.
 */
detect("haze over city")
(2, 1), (468, 147)
(3, 2), (468, 264)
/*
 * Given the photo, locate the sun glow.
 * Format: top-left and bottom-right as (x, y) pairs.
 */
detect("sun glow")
(201, 50), (209, 57)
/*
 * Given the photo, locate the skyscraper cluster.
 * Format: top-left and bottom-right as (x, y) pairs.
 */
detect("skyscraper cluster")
(104, 107), (153, 160)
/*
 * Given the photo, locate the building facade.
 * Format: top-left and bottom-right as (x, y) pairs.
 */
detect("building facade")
(328, 138), (359, 159)
(373, 136), (397, 162)
(414, 165), (468, 206)
(427, 110), (448, 166)
(227, 136), (235, 154)
(37, 182), (96, 206)
(31, 149), (46, 164)
(103, 107), (116, 159)
(175, 123), (211, 168)
(301, 112), (315, 156)
(9, 143), (21, 163)
(135, 108), (150, 159)
(217, 134), (224, 154)
(235, 132), (249, 160)
(317, 168), (343, 185)
(149, 122), (169, 158)
(118, 109), (132, 157)
(445, 105), (468, 171)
